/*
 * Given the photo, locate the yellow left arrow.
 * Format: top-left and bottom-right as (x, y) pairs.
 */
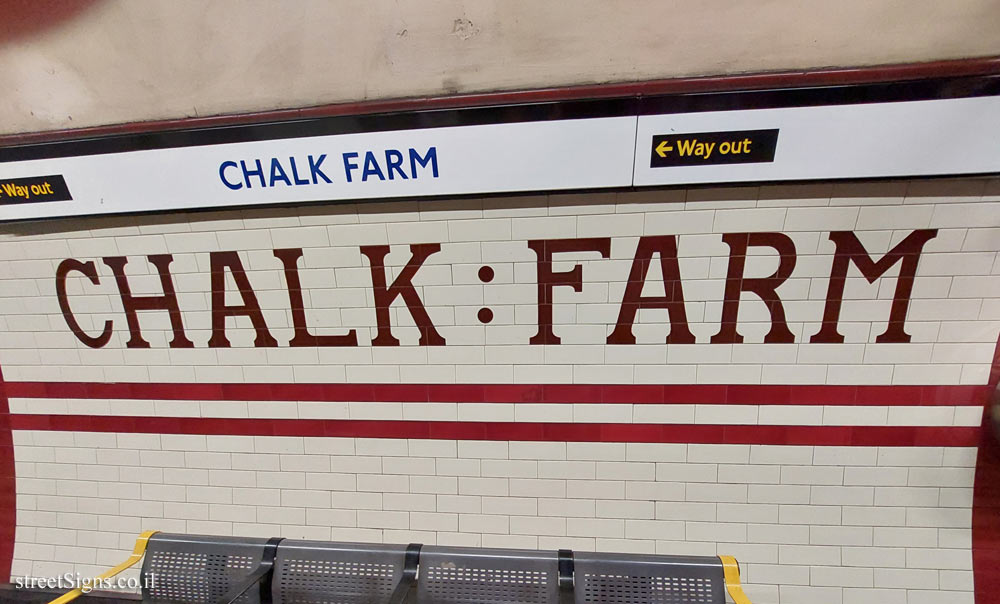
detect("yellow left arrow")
(656, 141), (673, 158)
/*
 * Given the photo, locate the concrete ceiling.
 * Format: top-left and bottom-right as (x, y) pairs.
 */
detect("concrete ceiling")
(1, 0), (998, 135)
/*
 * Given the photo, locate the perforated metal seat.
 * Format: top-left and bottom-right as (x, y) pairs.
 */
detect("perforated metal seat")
(140, 533), (274, 604)
(571, 552), (726, 604)
(271, 541), (414, 604)
(133, 534), (743, 604)
(415, 546), (564, 604)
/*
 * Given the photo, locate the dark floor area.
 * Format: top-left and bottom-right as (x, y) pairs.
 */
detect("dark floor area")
(0, 586), (138, 604)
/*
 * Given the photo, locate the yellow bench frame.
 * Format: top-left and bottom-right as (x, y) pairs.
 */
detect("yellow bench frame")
(46, 530), (158, 604)
(720, 555), (752, 604)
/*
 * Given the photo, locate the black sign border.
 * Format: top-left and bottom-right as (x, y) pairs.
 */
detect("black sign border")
(0, 75), (997, 164)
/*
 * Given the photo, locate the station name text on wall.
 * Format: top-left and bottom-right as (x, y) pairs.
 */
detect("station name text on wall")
(54, 229), (937, 350)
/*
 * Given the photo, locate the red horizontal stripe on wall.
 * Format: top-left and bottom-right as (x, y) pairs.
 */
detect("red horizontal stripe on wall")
(7, 414), (981, 447)
(4, 382), (990, 406)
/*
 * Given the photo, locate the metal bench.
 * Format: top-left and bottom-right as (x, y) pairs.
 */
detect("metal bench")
(140, 533), (280, 604)
(44, 532), (751, 604)
(271, 540), (420, 604)
(142, 535), (421, 604)
(414, 546), (574, 604)
(572, 551), (748, 604)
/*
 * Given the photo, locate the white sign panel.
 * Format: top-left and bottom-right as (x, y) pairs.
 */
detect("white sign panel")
(1, 95), (999, 222)
(0, 117), (638, 221)
(633, 96), (1000, 186)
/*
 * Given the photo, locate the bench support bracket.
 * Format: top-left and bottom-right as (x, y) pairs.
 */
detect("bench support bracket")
(386, 543), (422, 604)
(218, 537), (284, 604)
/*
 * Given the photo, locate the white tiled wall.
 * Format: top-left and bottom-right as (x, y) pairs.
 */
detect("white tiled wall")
(2, 179), (999, 604)
(10, 433), (978, 604)
(0, 181), (996, 383)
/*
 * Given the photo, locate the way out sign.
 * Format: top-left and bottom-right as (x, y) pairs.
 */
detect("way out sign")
(632, 96), (1000, 186)
(649, 129), (779, 167)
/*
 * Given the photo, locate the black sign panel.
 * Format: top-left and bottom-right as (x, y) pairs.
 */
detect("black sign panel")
(0, 175), (72, 205)
(650, 129), (779, 168)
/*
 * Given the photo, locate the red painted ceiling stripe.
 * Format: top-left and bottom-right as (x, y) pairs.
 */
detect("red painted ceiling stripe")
(4, 381), (989, 406)
(7, 414), (980, 447)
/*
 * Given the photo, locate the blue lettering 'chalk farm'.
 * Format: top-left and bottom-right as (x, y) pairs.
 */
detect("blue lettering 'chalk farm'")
(219, 146), (439, 190)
